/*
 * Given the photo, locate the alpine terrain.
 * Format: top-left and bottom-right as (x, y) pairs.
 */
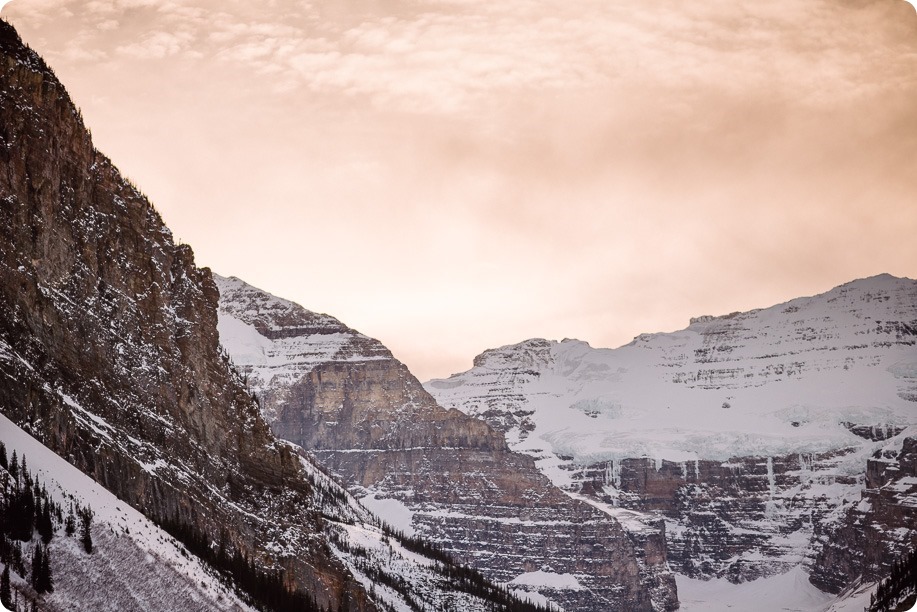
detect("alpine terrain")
(216, 274), (678, 611)
(0, 19), (560, 612)
(425, 274), (917, 606)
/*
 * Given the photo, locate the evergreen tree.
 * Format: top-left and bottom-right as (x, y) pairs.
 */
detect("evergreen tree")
(38, 547), (52, 594)
(64, 506), (75, 537)
(36, 501), (53, 545)
(0, 442), (7, 470)
(0, 564), (11, 609)
(79, 507), (93, 554)
(9, 451), (17, 483)
(30, 545), (42, 591)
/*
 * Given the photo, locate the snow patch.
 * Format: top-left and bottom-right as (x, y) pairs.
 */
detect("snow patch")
(508, 570), (583, 591)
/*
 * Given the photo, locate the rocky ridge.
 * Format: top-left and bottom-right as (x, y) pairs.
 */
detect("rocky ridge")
(216, 274), (679, 612)
(425, 275), (917, 590)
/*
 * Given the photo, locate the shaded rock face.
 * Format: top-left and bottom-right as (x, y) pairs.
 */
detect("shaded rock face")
(217, 276), (678, 612)
(571, 450), (866, 582)
(0, 21), (370, 611)
(810, 434), (917, 593)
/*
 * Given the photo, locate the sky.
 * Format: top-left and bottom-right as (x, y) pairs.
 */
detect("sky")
(3, 0), (917, 381)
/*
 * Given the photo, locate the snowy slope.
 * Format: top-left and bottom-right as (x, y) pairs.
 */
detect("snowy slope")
(426, 274), (917, 470)
(0, 413), (255, 612)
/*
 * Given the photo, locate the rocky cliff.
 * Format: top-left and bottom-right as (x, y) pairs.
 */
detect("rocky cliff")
(810, 431), (917, 593)
(426, 275), (917, 591)
(0, 19), (374, 610)
(216, 274), (679, 611)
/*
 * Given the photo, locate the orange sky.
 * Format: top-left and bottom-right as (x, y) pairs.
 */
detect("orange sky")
(4, 0), (917, 380)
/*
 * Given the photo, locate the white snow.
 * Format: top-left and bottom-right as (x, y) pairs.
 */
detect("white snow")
(676, 566), (833, 612)
(508, 570), (584, 591)
(359, 493), (417, 536)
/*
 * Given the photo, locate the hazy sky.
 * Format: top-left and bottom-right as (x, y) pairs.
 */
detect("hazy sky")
(4, 0), (917, 380)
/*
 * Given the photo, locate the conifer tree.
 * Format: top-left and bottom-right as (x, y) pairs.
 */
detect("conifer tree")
(79, 507), (93, 554)
(37, 501), (53, 545)
(39, 547), (52, 594)
(29, 545), (42, 591)
(0, 564), (11, 609)
(64, 506), (75, 537)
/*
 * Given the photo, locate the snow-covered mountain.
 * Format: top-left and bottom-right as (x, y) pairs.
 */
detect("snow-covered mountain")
(216, 274), (678, 611)
(427, 274), (915, 466)
(426, 274), (917, 593)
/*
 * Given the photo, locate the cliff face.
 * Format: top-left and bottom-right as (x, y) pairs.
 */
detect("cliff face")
(217, 275), (678, 612)
(810, 433), (917, 593)
(0, 20), (373, 610)
(425, 275), (917, 590)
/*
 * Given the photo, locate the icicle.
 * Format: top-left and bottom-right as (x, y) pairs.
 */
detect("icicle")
(606, 459), (621, 489)
(765, 456), (778, 518)
(767, 456), (776, 498)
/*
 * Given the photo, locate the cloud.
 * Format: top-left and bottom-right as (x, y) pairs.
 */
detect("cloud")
(4, 0), (916, 379)
(116, 30), (191, 58)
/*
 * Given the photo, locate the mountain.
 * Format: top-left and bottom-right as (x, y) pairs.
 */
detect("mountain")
(0, 19), (554, 612)
(216, 274), (679, 611)
(425, 275), (917, 594)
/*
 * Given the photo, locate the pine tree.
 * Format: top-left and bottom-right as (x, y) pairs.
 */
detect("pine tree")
(0, 564), (11, 609)
(64, 506), (75, 537)
(30, 545), (42, 591)
(9, 451), (17, 483)
(79, 507), (93, 554)
(37, 501), (53, 545)
(0, 442), (7, 470)
(39, 546), (52, 594)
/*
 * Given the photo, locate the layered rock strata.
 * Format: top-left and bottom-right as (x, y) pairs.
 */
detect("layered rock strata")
(217, 275), (678, 611)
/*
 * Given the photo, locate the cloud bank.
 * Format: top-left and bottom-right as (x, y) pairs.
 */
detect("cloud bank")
(6, 0), (917, 379)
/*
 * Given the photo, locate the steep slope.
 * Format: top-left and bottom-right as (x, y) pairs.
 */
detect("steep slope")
(0, 413), (256, 612)
(426, 275), (917, 589)
(0, 21), (550, 612)
(216, 274), (679, 612)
